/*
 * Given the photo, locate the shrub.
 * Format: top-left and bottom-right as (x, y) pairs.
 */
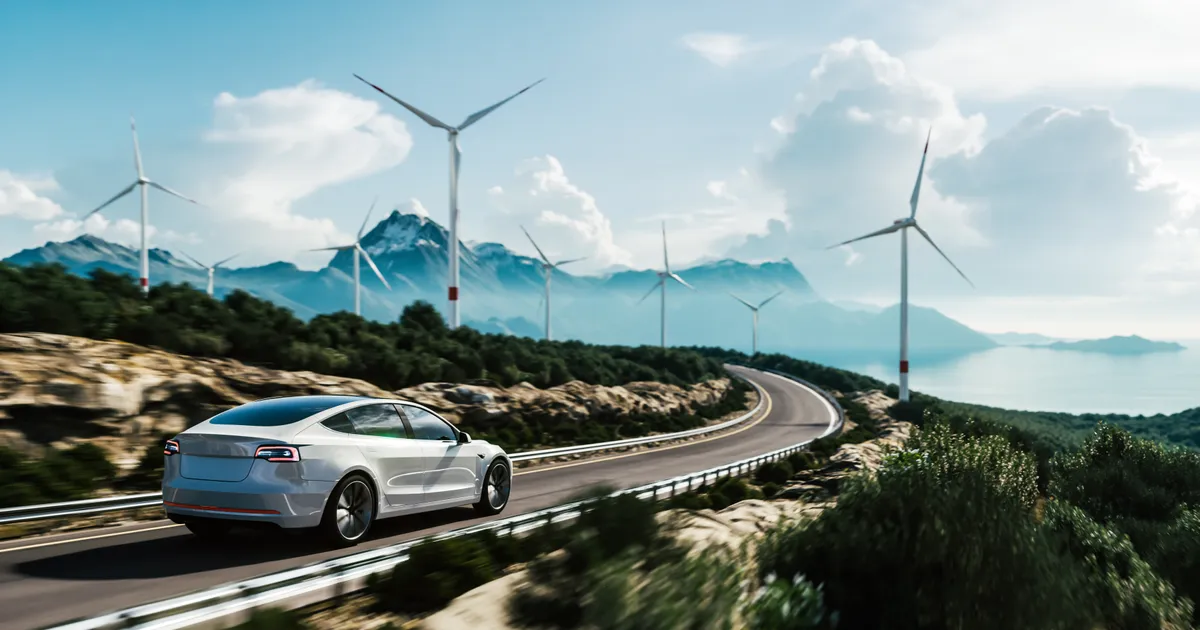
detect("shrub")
(756, 421), (1075, 630)
(228, 608), (309, 630)
(1040, 500), (1193, 629)
(376, 535), (495, 614)
(0, 445), (117, 508)
(743, 573), (834, 630)
(754, 461), (794, 485)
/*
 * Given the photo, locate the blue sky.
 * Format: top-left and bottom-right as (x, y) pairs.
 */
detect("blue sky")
(2, 0), (1200, 338)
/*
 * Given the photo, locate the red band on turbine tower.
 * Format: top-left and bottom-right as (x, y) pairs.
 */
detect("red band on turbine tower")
(448, 286), (458, 301)
(899, 360), (909, 374)
(140, 277), (148, 288)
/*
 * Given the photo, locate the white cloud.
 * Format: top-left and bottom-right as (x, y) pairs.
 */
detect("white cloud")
(680, 32), (767, 67)
(904, 0), (1200, 98)
(724, 37), (1200, 306)
(34, 214), (148, 247)
(486, 155), (632, 271)
(405, 198), (430, 219)
(202, 79), (414, 259)
(0, 171), (65, 221)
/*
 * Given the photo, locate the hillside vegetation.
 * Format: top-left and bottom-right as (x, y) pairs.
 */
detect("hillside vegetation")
(0, 263), (726, 390)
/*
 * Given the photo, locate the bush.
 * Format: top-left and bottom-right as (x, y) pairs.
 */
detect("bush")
(743, 573), (834, 630)
(0, 444), (117, 508)
(228, 608), (309, 630)
(509, 488), (684, 628)
(753, 461), (794, 485)
(1040, 500), (1193, 628)
(756, 421), (1075, 630)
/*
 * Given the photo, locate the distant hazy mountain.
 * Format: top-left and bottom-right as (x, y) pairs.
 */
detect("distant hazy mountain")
(1043, 335), (1186, 355)
(2, 210), (1000, 355)
(987, 331), (1061, 346)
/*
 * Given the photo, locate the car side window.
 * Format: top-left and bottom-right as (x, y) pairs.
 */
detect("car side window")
(321, 411), (358, 435)
(399, 404), (457, 441)
(345, 403), (409, 439)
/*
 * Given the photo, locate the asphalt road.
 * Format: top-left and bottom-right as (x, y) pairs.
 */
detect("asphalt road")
(0, 366), (837, 630)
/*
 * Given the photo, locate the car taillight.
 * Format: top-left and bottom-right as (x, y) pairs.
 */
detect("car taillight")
(164, 440), (180, 456)
(255, 445), (300, 462)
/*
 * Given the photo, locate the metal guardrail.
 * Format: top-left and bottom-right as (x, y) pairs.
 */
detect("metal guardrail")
(46, 370), (843, 630)
(2, 366), (766, 526)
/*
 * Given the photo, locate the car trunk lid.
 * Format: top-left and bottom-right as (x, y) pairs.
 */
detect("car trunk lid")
(176, 433), (275, 482)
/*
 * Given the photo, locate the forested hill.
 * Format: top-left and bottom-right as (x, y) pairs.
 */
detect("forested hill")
(0, 263), (726, 390)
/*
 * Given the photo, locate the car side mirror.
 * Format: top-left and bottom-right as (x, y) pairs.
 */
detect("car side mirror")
(457, 431), (471, 444)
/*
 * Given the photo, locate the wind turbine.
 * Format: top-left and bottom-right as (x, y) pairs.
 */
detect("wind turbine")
(353, 73), (545, 330)
(637, 222), (695, 348)
(521, 225), (585, 341)
(827, 129), (973, 402)
(310, 200), (391, 316)
(180, 251), (240, 297)
(729, 290), (785, 355)
(83, 117), (202, 295)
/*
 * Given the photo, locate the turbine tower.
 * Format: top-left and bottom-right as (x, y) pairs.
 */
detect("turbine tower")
(354, 73), (544, 330)
(637, 222), (695, 348)
(180, 251), (240, 297)
(827, 129), (973, 402)
(83, 117), (202, 295)
(729, 290), (785, 355)
(521, 225), (585, 341)
(310, 200), (391, 316)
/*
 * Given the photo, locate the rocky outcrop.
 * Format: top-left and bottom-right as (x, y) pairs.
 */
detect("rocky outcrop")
(0, 333), (732, 469)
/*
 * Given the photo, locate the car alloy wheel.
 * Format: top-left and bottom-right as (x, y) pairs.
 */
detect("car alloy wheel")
(335, 479), (374, 541)
(487, 462), (511, 510)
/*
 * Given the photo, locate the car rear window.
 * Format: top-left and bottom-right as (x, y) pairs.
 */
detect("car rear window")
(208, 396), (365, 427)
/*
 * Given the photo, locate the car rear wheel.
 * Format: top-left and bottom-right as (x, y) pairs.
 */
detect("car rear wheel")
(319, 474), (376, 547)
(474, 459), (511, 516)
(185, 520), (232, 540)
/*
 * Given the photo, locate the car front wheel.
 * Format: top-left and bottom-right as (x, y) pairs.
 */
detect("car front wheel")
(474, 459), (511, 516)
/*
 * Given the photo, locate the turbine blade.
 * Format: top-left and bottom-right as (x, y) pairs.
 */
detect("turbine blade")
(520, 225), (552, 265)
(669, 272), (695, 291)
(147, 181), (200, 206)
(213, 252), (240, 268)
(729, 292), (756, 309)
(178, 251), (207, 270)
(757, 289), (785, 309)
(309, 245), (353, 252)
(637, 279), (663, 304)
(661, 221), (670, 273)
(358, 197), (378, 241)
(457, 78), (545, 131)
(553, 256), (586, 267)
(357, 244), (391, 290)
(826, 223), (903, 249)
(913, 224), (974, 288)
(130, 116), (145, 179)
(83, 182), (138, 219)
(353, 74), (452, 130)
(910, 127), (932, 219)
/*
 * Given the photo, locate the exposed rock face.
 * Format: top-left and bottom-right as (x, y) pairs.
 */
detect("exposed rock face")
(0, 333), (731, 469)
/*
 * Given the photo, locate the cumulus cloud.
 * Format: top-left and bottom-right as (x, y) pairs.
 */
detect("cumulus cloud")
(725, 36), (1200, 303)
(486, 155), (632, 272)
(0, 171), (65, 221)
(680, 32), (768, 67)
(405, 198), (430, 219)
(904, 0), (1200, 98)
(34, 214), (150, 247)
(201, 79), (414, 259)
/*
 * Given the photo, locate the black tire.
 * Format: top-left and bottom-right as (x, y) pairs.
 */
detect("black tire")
(474, 458), (511, 516)
(185, 520), (232, 539)
(318, 474), (377, 548)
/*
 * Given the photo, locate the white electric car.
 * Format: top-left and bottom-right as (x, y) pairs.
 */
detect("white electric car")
(162, 395), (511, 546)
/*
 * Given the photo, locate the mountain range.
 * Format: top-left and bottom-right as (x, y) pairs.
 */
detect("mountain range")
(3, 210), (1001, 356)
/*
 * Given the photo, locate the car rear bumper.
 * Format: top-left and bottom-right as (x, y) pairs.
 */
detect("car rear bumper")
(162, 478), (336, 529)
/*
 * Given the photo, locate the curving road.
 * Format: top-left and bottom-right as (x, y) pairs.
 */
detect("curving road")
(0, 366), (836, 630)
